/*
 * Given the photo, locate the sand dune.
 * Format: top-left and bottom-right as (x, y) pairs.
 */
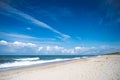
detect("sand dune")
(0, 55), (120, 80)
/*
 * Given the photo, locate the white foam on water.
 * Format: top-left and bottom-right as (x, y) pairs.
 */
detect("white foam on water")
(14, 57), (40, 61)
(82, 56), (88, 59)
(0, 58), (71, 69)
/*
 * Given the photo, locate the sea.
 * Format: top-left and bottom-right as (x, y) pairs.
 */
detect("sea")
(0, 55), (95, 70)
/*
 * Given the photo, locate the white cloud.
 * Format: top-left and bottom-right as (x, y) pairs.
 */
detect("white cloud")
(27, 43), (37, 47)
(75, 47), (83, 50)
(0, 40), (120, 55)
(0, 1), (70, 40)
(0, 41), (37, 49)
(38, 47), (43, 52)
(0, 40), (38, 54)
(75, 46), (90, 51)
(62, 49), (75, 54)
(54, 46), (64, 51)
(46, 46), (50, 51)
(13, 41), (37, 48)
(45, 46), (64, 54)
(0, 40), (8, 45)
(43, 46), (93, 54)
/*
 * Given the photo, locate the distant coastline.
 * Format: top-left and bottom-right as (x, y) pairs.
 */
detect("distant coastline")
(106, 52), (120, 55)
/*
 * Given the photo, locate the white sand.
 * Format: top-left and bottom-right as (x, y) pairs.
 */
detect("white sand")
(0, 55), (120, 80)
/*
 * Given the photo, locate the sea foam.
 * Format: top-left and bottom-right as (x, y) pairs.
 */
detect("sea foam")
(0, 58), (71, 69)
(14, 57), (40, 61)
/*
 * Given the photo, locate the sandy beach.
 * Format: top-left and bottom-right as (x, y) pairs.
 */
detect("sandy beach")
(0, 55), (120, 80)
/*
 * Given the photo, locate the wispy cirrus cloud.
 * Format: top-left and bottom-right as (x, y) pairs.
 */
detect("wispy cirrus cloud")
(0, 1), (70, 40)
(0, 32), (56, 43)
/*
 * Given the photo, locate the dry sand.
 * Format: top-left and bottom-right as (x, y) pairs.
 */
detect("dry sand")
(0, 55), (120, 80)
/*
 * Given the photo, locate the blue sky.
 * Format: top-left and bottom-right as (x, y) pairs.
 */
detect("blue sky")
(0, 0), (120, 55)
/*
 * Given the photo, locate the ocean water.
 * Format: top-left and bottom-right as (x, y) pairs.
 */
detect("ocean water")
(0, 55), (95, 70)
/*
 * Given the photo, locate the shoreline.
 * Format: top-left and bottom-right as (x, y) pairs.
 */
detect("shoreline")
(0, 55), (94, 71)
(0, 57), (88, 72)
(0, 55), (120, 80)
